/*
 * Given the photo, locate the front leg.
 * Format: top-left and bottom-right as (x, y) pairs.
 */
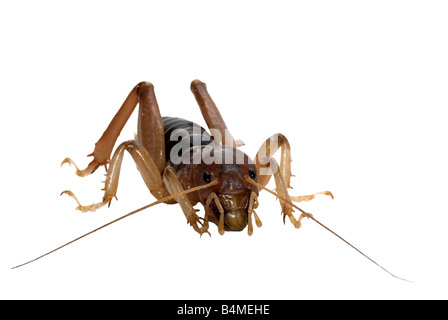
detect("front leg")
(63, 140), (170, 212)
(163, 167), (210, 236)
(254, 133), (332, 228)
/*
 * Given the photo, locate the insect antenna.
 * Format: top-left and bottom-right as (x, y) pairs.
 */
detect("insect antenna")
(245, 178), (411, 283)
(11, 181), (218, 269)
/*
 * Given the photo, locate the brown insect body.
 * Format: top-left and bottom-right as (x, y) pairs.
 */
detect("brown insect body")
(161, 114), (259, 233)
(12, 80), (409, 283)
(171, 144), (259, 232)
(60, 80), (290, 236)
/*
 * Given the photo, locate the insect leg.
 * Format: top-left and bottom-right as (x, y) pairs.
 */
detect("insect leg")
(190, 79), (244, 147)
(62, 81), (164, 176)
(254, 133), (331, 227)
(263, 155), (306, 227)
(163, 167), (215, 236)
(62, 140), (170, 212)
(135, 82), (165, 173)
(291, 191), (334, 203)
(254, 133), (293, 188)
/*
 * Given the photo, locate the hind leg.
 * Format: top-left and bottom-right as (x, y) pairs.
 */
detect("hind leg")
(62, 81), (169, 211)
(190, 79), (244, 147)
(63, 81), (165, 176)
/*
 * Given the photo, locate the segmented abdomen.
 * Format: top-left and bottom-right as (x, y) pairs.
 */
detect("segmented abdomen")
(162, 117), (215, 162)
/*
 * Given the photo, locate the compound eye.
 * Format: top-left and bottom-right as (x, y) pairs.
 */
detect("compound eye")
(203, 171), (211, 183)
(249, 168), (257, 179)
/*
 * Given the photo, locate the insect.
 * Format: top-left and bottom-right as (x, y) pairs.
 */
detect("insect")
(12, 80), (409, 282)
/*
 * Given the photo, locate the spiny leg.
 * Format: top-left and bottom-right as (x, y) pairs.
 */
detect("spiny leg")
(163, 167), (216, 236)
(63, 81), (164, 177)
(62, 140), (169, 212)
(270, 156), (307, 227)
(254, 133), (332, 228)
(291, 191), (334, 203)
(190, 79), (244, 147)
(254, 133), (293, 188)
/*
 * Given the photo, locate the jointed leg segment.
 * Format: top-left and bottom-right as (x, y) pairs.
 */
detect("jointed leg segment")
(62, 81), (168, 212)
(191, 80), (244, 147)
(163, 167), (214, 236)
(255, 133), (332, 228)
(291, 191), (334, 203)
(62, 140), (169, 212)
(65, 81), (164, 177)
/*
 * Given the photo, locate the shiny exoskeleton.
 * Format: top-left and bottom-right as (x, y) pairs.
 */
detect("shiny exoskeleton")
(163, 117), (259, 232)
(13, 80), (409, 283)
(61, 80), (332, 236)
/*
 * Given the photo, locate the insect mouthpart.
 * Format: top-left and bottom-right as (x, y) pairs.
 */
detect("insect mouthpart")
(215, 194), (249, 231)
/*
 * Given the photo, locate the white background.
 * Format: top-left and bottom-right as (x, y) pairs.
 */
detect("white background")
(1, 1), (447, 300)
